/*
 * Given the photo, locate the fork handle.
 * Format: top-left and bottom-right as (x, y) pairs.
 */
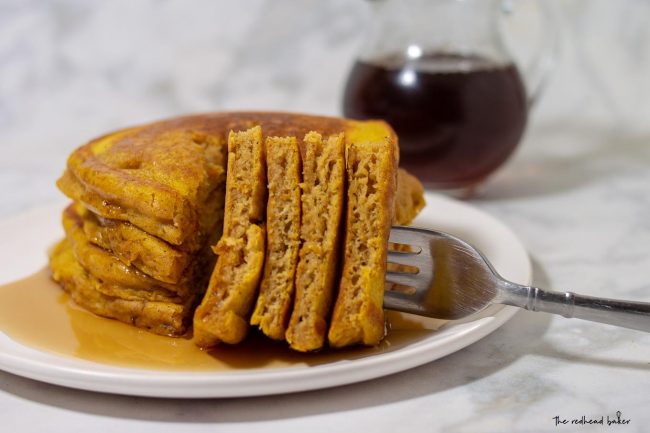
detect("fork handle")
(500, 283), (650, 332)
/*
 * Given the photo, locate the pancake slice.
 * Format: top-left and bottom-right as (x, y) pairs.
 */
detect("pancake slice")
(285, 132), (346, 352)
(328, 138), (398, 348)
(193, 126), (267, 347)
(250, 136), (302, 340)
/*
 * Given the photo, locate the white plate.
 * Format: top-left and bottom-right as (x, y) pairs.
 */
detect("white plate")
(0, 193), (530, 398)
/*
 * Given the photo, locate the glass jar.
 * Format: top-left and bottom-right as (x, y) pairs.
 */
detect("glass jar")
(342, 0), (556, 194)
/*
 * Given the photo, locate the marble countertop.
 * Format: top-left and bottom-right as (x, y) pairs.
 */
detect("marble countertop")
(1, 1), (649, 432)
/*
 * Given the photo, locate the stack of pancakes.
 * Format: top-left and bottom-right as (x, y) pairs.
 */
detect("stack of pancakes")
(50, 112), (425, 350)
(52, 126), (228, 336)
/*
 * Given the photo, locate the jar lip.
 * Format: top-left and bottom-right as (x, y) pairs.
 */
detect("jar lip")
(357, 51), (515, 72)
(359, 0), (514, 67)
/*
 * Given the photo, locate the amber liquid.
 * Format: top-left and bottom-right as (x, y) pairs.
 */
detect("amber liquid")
(343, 53), (528, 189)
(0, 269), (446, 371)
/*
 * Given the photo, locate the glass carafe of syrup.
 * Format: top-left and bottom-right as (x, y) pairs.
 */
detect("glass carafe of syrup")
(343, 0), (556, 194)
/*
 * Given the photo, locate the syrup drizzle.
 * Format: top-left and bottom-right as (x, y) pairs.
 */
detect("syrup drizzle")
(0, 268), (446, 371)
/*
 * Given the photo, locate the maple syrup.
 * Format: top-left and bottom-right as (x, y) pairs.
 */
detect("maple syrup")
(0, 268), (446, 371)
(343, 53), (528, 189)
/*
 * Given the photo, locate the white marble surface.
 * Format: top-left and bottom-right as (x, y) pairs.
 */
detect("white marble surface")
(1, 0), (650, 432)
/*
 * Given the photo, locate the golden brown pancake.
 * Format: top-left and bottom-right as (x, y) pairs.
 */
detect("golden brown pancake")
(250, 136), (302, 340)
(193, 126), (267, 347)
(78, 207), (191, 284)
(328, 138), (398, 348)
(285, 132), (346, 352)
(49, 240), (194, 336)
(56, 112), (395, 248)
(62, 204), (196, 299)
(57, 129), (226, 248)
(395, 168), (425, 225)
(78, 190), (225, 285)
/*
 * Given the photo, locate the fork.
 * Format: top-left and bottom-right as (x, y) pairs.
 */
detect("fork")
(384, 226), (650, 332)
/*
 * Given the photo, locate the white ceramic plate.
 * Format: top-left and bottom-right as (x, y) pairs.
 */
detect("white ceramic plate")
(0, 193), (530, 398)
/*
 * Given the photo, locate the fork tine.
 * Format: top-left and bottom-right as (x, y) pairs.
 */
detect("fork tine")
(385, 271), (420, 288)
(385, 226), (503, 320)
(384, 290), (428, 316)
(387, 250), (419, 268)
(389, 226), (433, 250)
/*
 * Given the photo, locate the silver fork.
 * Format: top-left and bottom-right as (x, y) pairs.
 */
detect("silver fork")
(385, 226), (650, 332)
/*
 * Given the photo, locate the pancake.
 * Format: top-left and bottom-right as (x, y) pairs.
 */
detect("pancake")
(395, 168), (425, 225)
(250, 136), (302, 340)
(57, 129), (227, 248)
(49, 240), (193, 336)
(56, 112), (396, 247)
(62, 204), (196, 299)
(79, 208), (191, 284)
(328, 138), (398, 348)
(285, 132), (346, 352)
(78, 189), (224, 284)
(193, 126), (267, 347)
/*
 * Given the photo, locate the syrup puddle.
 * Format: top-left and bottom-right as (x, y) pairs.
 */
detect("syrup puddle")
(0, 268), (446, 371)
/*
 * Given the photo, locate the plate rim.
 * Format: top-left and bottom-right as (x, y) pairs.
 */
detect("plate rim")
(0, 193), (530, 398)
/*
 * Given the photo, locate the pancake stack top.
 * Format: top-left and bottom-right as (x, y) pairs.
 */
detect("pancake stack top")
(50, 112), (425, 350)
